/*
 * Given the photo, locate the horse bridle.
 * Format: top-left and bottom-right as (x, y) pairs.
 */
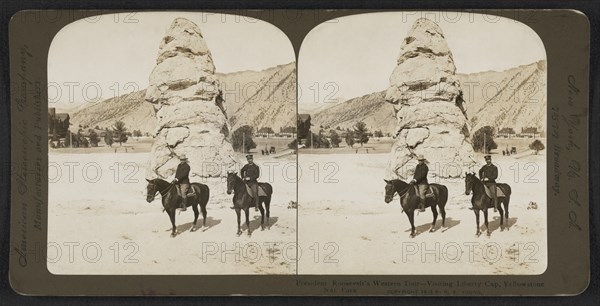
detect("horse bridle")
(387, 180), (412, 200)
(397, 184), (413, 197)
(150, 180), (175, 196)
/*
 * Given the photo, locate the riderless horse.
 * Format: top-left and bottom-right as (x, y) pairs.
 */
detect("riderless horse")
(384, 179), (448, 237)
(464, 172), (512, 236)
(145, 178), (210, 237)
(226, 172), (273, 236)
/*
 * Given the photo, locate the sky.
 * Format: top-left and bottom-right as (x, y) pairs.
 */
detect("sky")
(48, 11), (295, 109)
(298, 11), (547, 112)
(48, 11), (547, 113)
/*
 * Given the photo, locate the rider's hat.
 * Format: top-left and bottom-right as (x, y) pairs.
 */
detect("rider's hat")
(179, 154), (188, 161)
(484, 155), (492, 160)
(416, 154), (426, 161)
(246, 154), (253, 159)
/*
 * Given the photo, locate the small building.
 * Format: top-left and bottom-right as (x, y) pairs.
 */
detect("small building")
(279, 126), (296, 138)
(256, 127), (275, 138)
(498, 127), (516, 138)
(519, 127), (540, 138)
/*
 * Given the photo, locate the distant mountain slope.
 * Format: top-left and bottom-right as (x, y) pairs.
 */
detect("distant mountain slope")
(457, 60), (547, 132)
(70, 90), (155, 133)
(311, 91), (395, 133)
(225, 62), (296, 131)
(70, 62), (296, 134)
(311, 60), (546, 135)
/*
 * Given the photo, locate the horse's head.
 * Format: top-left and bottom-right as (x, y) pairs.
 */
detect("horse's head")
(384, 179), (396, 203)
(464, 172), (476, 195)
(226, 171), (237, 195)
(145, 178), (157, 203)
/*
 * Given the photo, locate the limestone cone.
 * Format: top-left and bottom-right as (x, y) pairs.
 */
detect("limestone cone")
(146, 18), (236, 180)
(385, 18), (476, 179)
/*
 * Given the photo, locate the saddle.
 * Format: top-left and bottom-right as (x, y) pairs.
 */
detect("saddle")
(176, 185), (196, 198)
(413, 185), (436, 198)
(245, 184), (267, 198)
(482, 185), (505, 198)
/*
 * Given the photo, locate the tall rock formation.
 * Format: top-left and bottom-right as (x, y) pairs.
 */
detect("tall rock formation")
(385, 18), (476, 179)
(146, 18), (236, 179)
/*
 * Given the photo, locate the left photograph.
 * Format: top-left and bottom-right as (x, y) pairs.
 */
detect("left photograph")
(47, 12), (297, 274)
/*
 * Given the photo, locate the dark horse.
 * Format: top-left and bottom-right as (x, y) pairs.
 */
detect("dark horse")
(384, 179), (449, 237)
(145, 178), (209, 237)
(464, 172), (512, 236)
(226, 172), (273, 236)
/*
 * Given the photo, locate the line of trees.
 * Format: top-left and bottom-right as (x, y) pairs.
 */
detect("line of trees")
(302, 121), (371, 149)
(473, 125), (546, 155)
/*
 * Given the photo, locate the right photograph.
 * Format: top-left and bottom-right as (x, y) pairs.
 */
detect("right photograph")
(298, 12), (547, 275)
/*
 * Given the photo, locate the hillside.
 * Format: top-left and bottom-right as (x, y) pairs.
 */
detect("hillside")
(70, 62), (297, 134)
(310, 91), (395, 133)
(311, 60), (547, 135)
(457, 60), (547, 132)
(70, 90), (155, 133)
(224, 62), (296, 131)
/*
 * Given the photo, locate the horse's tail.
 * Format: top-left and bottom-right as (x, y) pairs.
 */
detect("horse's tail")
(436, 184), (449, 207)
(200, 183), (210, 205)
(191, 183), (210, 205)
(498, 183), (512, 197)
(259, 182), (273, 196)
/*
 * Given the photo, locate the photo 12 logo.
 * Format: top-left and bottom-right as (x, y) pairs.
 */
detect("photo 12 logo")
(401, 241), (540, 264)
(200, 241), (340, 264)
(11, 242), (140, 267)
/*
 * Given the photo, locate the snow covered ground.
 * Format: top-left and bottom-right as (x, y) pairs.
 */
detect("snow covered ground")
(298, 152), (547, 275)
(47, 149), (547, 275)
(48, 152), (297, 275)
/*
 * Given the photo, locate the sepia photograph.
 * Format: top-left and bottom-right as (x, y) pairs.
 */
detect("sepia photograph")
(7, 6), (592, 296)
(47, 12), (297, 275)
(297, 12), (547, 275)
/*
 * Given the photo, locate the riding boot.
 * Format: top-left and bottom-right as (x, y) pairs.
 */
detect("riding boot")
(418, 198), (426, 212)
(181, 196), (187, 211)
(493, 198), (498, 212)
(251, 183), (259, 212)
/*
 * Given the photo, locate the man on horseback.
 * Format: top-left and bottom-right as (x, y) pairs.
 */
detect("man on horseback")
(173, 154), (190, 212)
(411, 154), (429, 212)
(241, 154), (260, 212)
(479, 155), (499, 211)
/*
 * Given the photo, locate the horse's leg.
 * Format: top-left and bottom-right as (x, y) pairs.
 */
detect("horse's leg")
(265, 195), (271, 229)
(191, 199), (199, 232)
(483, 207), (490, 236)
(407, 211), (416, 238)
(504, 196), (510, 229)
(245, 208), (251, 236)
(168, 209), (177, 237)
(430, 203), (438, 232)
(497, 200), (505, 231)
(474, 209), (481, 236)
(440, 203), (447, 228)
(200, 199), (208, 227)
(235, 208), (242, 236)
(258, 198), (266, 231)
